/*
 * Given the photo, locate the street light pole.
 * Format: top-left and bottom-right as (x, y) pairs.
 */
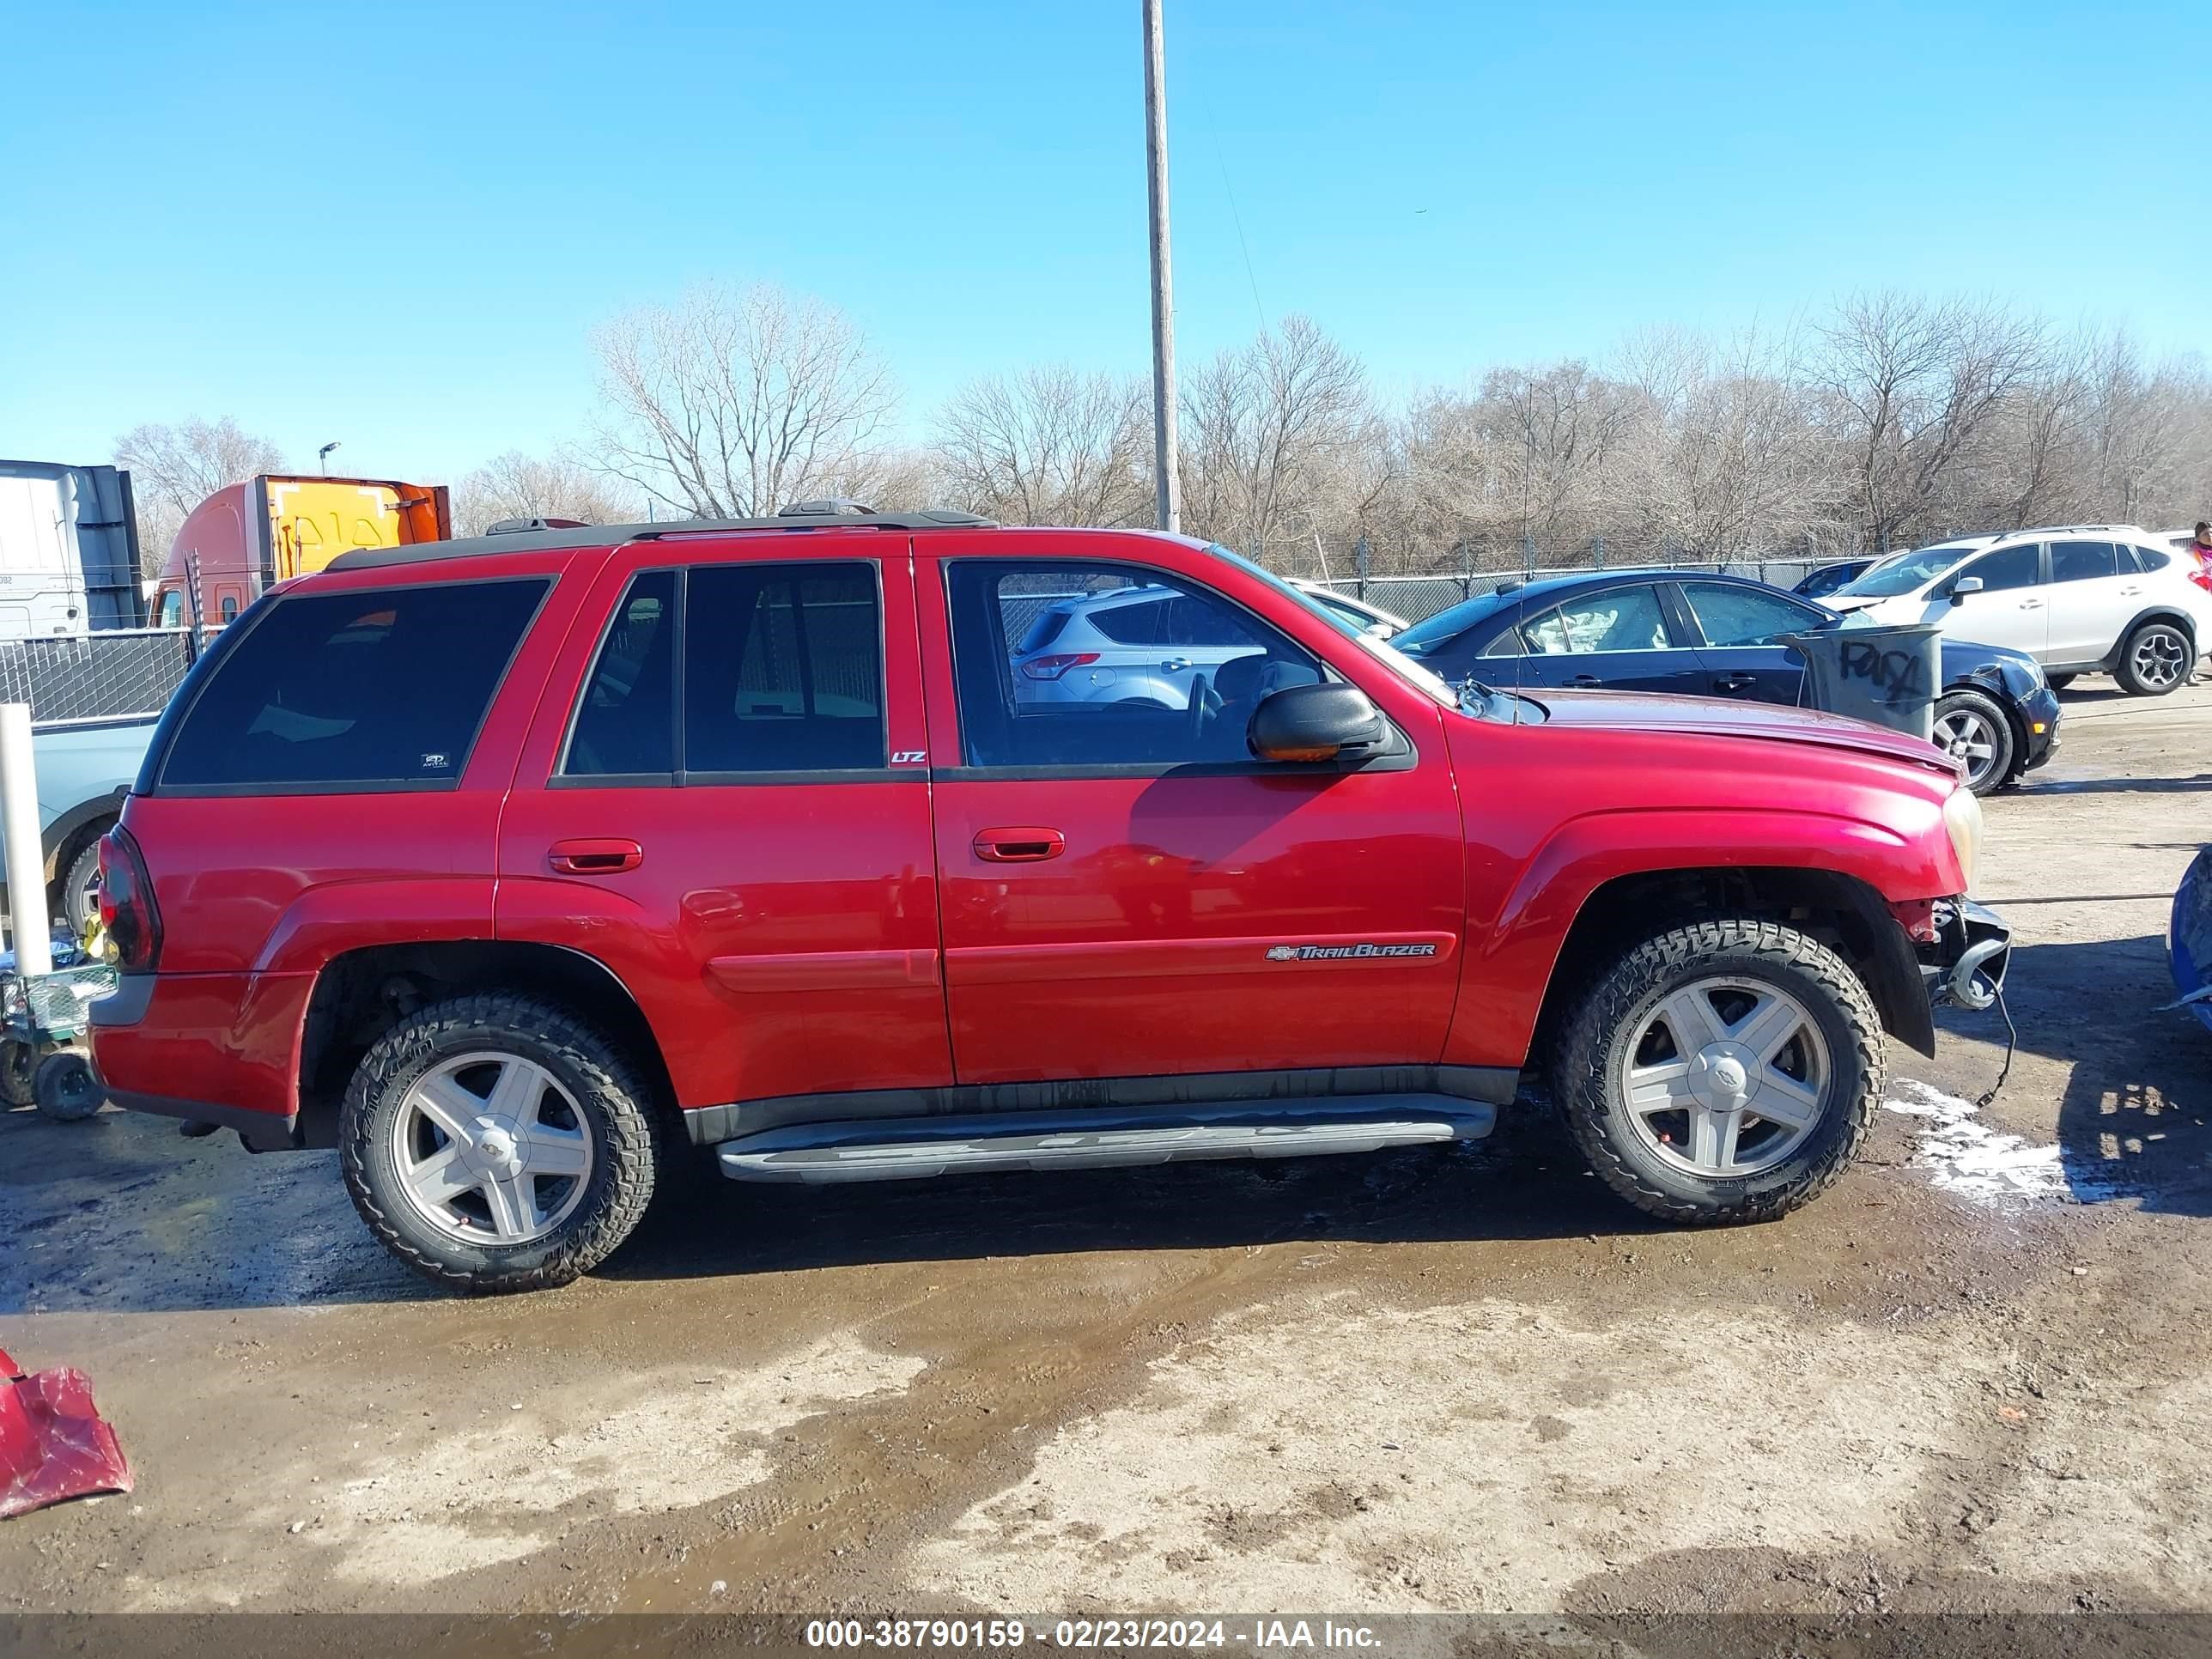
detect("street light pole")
(1142, 0), (1180, 534)
(318, 441), (341, 476)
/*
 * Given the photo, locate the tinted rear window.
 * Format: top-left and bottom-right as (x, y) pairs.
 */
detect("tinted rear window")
(160, 579), (547, 791)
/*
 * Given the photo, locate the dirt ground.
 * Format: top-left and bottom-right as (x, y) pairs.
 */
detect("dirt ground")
(5, 678), (2210, 1638)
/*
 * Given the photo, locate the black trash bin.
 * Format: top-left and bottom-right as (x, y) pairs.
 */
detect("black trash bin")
(1778, 619), (1942, 742)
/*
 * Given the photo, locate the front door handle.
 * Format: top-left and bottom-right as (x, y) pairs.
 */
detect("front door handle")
(549, 838), (642, 875)
(1712, 672), (1759, 692)
(2019, 599), (2044, 610)
(974, 827), (1065, 863)
(1568, 672), (1603, 687)
(1159, 658), (1194, 672)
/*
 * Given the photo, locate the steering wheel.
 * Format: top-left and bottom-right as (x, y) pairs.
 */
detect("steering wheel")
(1188, 669), (1220, 748)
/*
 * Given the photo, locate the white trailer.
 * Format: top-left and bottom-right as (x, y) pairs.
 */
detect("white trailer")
(0, 461), (147, 640)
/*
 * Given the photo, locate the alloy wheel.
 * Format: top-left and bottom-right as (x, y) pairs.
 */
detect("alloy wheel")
(1932, 707), (2001, 789)
(390, 1052), (594, 1244)
(2130, 630), (2187, 690)
(1620, 977), (1832, 1177)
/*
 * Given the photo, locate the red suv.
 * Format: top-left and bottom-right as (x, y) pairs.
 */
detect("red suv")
(92, 507), (2008, 1292)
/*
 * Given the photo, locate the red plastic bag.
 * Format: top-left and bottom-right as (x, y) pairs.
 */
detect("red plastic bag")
(0, 1346), (133, 1518)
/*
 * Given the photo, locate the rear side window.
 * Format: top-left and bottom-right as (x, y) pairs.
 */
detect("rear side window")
(564, 571), (676, 778)
(160, 579), (546, 791)
(684, 563), (884, 774)
(560, 562), (885, 781)
(2050, 540), (2118, 582)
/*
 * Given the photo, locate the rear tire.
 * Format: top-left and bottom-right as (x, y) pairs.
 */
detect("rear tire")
(1931, 689), (2014, 796)
(2045, 673), (2076, 691)
(1549, 919), (1881, 1225)
(340, 993), (665, 1293)
(2115, 622), (2192, 696)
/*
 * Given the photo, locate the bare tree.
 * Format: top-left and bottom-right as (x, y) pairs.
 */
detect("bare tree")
(450, 452), (641, 537)
(112, 416), (285, 573)
(1178, 316), (1374, 558)
(587, 282), (897, 519)
(1809, 291), (2051, 550)
(931, 366), (1151, 526)
(1623, 327), (1836, 556)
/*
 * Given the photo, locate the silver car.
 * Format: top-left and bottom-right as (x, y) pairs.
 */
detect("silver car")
(1009, 583), (1267, 708)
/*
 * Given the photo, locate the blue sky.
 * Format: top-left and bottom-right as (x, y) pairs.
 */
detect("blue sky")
(3, 0), (2205, 482)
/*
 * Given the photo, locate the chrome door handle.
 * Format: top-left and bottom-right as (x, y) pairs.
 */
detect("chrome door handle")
(1159, 658), (1193, 672)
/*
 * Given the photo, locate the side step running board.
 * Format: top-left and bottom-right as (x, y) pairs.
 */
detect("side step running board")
(714, 1095), (1495, 1184)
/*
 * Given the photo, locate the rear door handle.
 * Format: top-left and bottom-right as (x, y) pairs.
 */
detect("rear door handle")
(2019, 600), (2044, 610)
(549, 838), (642, 875)
(1568, 672), (1603, 687)
(973, 827), (1065, 863)
(1712, 672), (1759, 691)
(1159, 658), (1193, 672)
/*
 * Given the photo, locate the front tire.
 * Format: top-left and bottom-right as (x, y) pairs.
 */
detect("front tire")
(1550, 920), (1881, 1225)
(340, 993), (665, 1293)
(2115, 622), (2191, 696)
(1931, 689), (2014, 796)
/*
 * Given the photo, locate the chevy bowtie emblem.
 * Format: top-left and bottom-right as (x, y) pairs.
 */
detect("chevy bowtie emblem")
(1266, 945), (1300, 962)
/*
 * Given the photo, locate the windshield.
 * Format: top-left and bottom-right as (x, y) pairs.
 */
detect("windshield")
(1211, 546), (1456, 708)
(1838, 544), (1978, 599)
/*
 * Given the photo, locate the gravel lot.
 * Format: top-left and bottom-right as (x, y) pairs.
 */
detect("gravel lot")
(4, 678), (2209, 1634)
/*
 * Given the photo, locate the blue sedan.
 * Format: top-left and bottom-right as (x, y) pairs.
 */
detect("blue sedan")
(1394, 570), (2060, 796)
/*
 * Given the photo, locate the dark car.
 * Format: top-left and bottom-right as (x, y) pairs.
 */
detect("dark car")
(1395, 570), (2059, 795)
(1793, 558), (1881, 599)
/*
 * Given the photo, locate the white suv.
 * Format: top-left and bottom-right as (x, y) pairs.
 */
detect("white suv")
(1827, 525), (2212, 696)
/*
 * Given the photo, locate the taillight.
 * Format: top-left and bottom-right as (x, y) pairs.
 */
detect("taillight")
(1020, 652), (1101, 681)
(97, 826), (161, 971)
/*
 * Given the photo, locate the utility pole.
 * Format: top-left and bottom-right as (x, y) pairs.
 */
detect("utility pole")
(1142, 0), (1180, 534)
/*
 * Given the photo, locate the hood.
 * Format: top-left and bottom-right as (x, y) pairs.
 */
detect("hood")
(1822, 593), (1886, 613)
(1528, 689), (1960, 774)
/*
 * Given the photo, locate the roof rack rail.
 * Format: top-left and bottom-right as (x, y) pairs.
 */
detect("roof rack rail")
(325, 503), (998, 571)
(485, 516), (590, 535)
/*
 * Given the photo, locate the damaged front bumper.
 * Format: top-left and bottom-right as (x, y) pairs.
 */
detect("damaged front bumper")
(1920, 898), (2012, 1012)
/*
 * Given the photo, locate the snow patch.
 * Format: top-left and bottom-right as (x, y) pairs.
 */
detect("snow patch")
(1882, 1079), (2119, 1207)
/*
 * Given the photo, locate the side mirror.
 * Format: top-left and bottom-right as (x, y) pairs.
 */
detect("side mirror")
(1948, 575), (1984, 605)
(1248, 683), (1387, 763)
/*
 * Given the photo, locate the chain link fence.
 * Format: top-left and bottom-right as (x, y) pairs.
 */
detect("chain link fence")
(0, 629), (199, 726)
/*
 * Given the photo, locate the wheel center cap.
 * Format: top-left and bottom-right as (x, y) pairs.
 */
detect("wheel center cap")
(1688, 1042), (1759, 1111)
(463, 1115), (526, 1178)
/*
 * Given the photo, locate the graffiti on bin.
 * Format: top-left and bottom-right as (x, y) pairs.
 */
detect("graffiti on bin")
(1837, 639), (1929, 706)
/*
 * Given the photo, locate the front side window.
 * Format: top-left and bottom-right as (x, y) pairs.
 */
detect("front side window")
(157, 591), (183, 628)
(1955, 543), (2041, 593)
(948, 562), (1318, 769)
(1678, 581), (1823, 647)
(161, 578), (547, 790)
(2050, 540), (2118, 583)
(1520, 585), (1670, 655)
(219, 594), (239, 623)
